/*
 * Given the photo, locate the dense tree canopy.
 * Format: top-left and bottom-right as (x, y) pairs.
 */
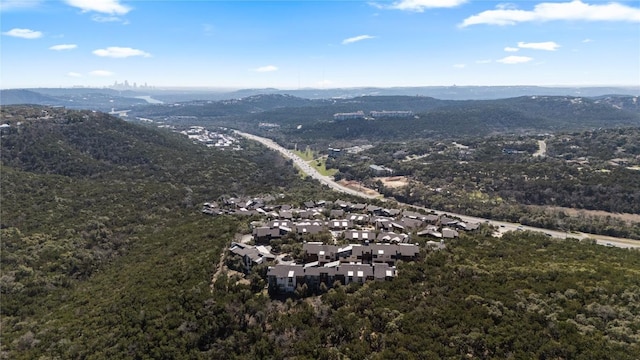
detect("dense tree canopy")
(2, 106), (639, 358)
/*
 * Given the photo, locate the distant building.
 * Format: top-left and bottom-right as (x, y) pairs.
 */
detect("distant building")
(333, 111), (365, 121)
(369, 110), (413, 118)
(369, 164), (394, 176)
(108, 108), (130, 117)
(328, 147), (342, 158)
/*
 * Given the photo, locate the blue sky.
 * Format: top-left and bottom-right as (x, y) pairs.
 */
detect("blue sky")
(1, 0), (639, 89)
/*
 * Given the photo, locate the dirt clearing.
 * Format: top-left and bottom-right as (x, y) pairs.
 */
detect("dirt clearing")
(376, 176), (409, 188)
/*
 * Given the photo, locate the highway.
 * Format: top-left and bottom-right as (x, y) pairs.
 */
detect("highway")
(236, 131), (378, 199)
(235, 130), (640, 249)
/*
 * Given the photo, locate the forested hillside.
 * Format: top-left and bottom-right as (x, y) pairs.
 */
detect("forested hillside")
(330, 128), (640, 238)
(130, 95), (639, 146)
(0, 106), (334, 357)
(2, 106), (639, 358)
(0, 89), (148, 111)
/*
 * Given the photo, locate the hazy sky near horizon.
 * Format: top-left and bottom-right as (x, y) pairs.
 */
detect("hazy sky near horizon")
(1, 0), (639, 89)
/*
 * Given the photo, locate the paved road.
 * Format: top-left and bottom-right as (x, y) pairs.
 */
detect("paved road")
(236, 131), (378, 199)
(235, 131), (640, 249)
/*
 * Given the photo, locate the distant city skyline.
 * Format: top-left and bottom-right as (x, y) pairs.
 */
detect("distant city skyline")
(1, 0), (639, 89)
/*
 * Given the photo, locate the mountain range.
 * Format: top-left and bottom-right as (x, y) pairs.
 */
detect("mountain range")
(2, 85), (639, 108)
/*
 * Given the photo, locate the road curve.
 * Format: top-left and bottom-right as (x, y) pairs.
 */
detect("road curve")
(235, 130), (640, 249)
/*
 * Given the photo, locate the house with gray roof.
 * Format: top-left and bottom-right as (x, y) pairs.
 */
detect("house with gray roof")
(267, 263), (396, 294)
(350, 243), (419, 265)
(329, 209), (345, 218)
(334, 264), (374, 286)
(253, 227), (282, 243)
(373, 263), (397, 280)
(417, 226), (442, 238)
(351, 203), (367, 211)
(329, 219), (352, 230)
(297, 209), (324, 219)
(370, 164), (393, 176)
(377, 231), (410, 244)
(456, 222), (480, 231)
(439, 216), (458, 226)
(348, 213), (370, 224)
(229, 243), (276, 272)
(442, 228), (459, 238)
(344, 230), (377, 243)
(295, 222), (325, 236)
(382, 208), (402, 217)
(253, 221), (293, 243)
(303, 243), (340, 264)
(398, 217), (424, 230)
(267, 264), (306, 294)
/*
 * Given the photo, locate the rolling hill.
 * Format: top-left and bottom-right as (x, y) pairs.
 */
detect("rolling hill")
(0, 105), (329, 357)
(132, 94), (639, 146)
(1, 105), (639, 359)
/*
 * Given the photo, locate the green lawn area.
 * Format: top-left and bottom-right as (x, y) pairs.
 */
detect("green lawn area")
(293, 147), (315, 161)
(313, 157), (338, 177)
(293, 148), (338, 177)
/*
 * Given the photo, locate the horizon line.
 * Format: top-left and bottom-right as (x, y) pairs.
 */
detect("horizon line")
(3, 84), (640, 91)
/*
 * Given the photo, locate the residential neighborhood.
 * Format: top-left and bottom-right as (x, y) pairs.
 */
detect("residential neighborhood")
(180, 126), (240, 149)
(203, 196), (480, 296)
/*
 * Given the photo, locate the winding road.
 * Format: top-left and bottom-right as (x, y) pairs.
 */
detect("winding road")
(235, 131), (640, 249)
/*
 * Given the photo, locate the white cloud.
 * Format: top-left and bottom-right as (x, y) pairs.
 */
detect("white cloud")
(0, 0), (43, 11)
(252, 65), (278, 72)
(65, 0), (130, 15)
(2, 28), (42, 39)
(453, 63), (466, 68)
(372, 0), (467, 12)
(91, 15), (128, 23)
(93, 46), (151, 58)
(49, 44), (77, 51)
(504, 47), (519, 52)
(497, 55), (533, 64)
(67, 72), (82, 77)
(495, 3), (518, 11)
(460, 0), (640, 27)
(89, 70), (114, 77)
(518, 41), (560, 51)
(342, 35), (376, 45)
(582, 38), (593, 43)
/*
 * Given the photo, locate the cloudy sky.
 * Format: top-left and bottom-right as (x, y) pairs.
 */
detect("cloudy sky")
(1, 0), (639, 89)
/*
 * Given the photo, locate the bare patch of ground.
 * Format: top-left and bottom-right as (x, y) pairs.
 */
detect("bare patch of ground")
(376, 176), (409, 188)
(210, 249), (227, 291)
(337, 179), (380, 196)
(402, 154), (428, 162)
(533, 140), (547, 157)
